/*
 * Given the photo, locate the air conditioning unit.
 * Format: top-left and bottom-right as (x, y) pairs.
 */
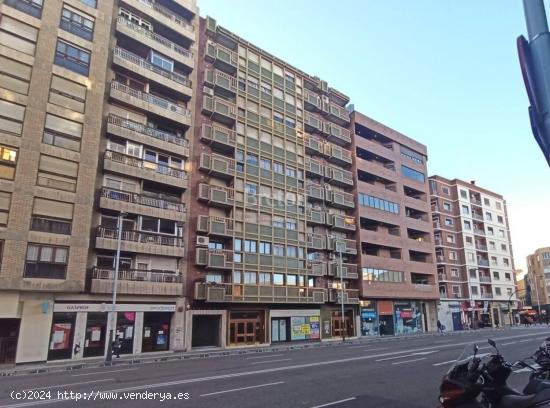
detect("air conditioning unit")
(196, 236), (209, 247)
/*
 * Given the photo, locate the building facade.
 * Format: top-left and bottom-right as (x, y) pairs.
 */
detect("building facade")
(352, 112), (439, 336)
(188, 16), (359, 348)
(0, 0), (198, 364)
(526, 247), (550, 315)
(430, 177), (517, 330)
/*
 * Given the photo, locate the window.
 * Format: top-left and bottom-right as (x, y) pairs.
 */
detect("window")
(0, 191), (11, 227)
(245, 183), (257, 196)
(119, 8), (152, 30)
(246, 153), (258, 166)
(493, 271), (500, 279)
(205, 274), (222, 284)
(484, 198), (490, 206)
(442, 186), (450, 195)
(55, 40), (90, 76)
(272, 216), (284, 229)
(259, 272), (270, 285)
(232, 271), (241, 284)
(497, 215), (504, 224)
(445, 218), (453, 226)
(286, 246), (297, 257)
(273, 273), (284, 285)
(487, 227), (494, 235)
(286, 165), (296, 177)
(273, 161), (284, 174)
(450, 268), (459, 277)
(460, 190), (468, 199)
(5, 0), (43, 18)
(485, 212), (492, 221)
(362, 267), (404, 283)
(501, 244), (507, 251)
(79, 0), (97, 7)
(498, 229), (506, 238)
(0, 15), (38, 55)
(287, 274), (297, 285)
(400, 146), (423, 164)
(31, 198), (73, 235)
(491, 256), (498, 265)
(244, 240), (257, 253)
(260, 158), (271, 170)
(471, 286), (479, 295)
(461, 205), (469, 215)
(286, 218), (297, 230)
(465, 236), (473, 245)
(0, 99), (25, 135)
(449, 251), (457, 261)
(0, 145), (17, 180)
(273, 244), (284, 257)
(150, 51), (173, 72)
(452, 285), (460, 295)
(60, 6), (94, 40)
(244, 272), (257, 284)
(469, 269), (477, 278)
(43, 114), (83, 151)
(24, 244), (68, 279)
(507, 288), (512, 296)
(495, 287), (502, 296)
(259, 242), (271, 254)
(503, 258), (510, 267)
(358, 193), (399, 214)
(447, 234), (455, 244)
(463, 220), (471, 230)
(443, 202), (452, 211)
(496, 202), (502, 210)
(489, 241), (496, 250)
(49, 75), (87, 114)
(467, 253), (475, 261)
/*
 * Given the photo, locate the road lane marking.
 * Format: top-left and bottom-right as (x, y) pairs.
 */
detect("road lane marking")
(246, 354), (284, 360)
(251, 358), (292, 365)
(199, 381), (284, 397)
(23, 379), (114, 392)
(2, 331), (548, 408)
(392, 357), (427, 365)
(434, 340), (452, 343)
(71, 368), (138, 377)
(310, 397), (356, 408)
(376, 354), (414, 362)
(433, 360), (457, 366)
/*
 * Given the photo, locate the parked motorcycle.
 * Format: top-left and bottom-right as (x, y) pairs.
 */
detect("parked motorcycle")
(438, 339), (550, 407)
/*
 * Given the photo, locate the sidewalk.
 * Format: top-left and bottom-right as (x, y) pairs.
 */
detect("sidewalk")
(0, 326), (513, 377)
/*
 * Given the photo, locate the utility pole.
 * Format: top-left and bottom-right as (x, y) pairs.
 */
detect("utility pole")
(339, 247), (345, 342)
(518, 0), (550, 165)
(105, 211), (126, 364)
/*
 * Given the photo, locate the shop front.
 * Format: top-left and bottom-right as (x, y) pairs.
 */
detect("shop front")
(361, 299), (432, 336)
(320, 306), (356, 339)
(228, 310), (266, 346)
(48, 303), (177, 361)
(269, 309), (321, 343)
(359, 300), (378, 337)
(394, 301), (424, 335)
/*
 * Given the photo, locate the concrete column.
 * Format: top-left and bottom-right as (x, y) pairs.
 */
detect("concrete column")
(16, 294), (53, 363)
(72, 312), (87, 359)
(133, 312), (144, 355)
(171, 298), (185, 352)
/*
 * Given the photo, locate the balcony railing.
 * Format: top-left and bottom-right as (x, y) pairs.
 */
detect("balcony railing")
(475, 243), (488, 251)
(116, 16), (193, 59)
(473, 228), (485, 236)
(97, 227), (184, 247)
(107, 114), (189, 147)
(104, 150), (188, 179)
(482, 293), (494, 299)
(470, 197), (482, 206)
(479, 276), (491, 283)
(477, 259), (490, 267)
(5, 0), (42, 18)
(92, 267), (182, 283)
(471, 213), (484, 221)
(113, 47), (191, 87)
(111, 82), (191, 119)
(136, 0), (194, 31)
(100, 187), (185, 212)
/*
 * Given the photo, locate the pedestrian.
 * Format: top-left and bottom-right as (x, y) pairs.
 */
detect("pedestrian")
(112, 336), (122, 358)
(379, 321), (385, 336)
(437, 320), (443, 333)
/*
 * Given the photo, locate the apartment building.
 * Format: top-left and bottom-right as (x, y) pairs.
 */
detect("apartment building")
(0, 0), (198, 364)
(526, 247), (550, 314)
(430, 176), (517, 331)
(188, 16), (359, 348)
(352, 112), (439, 336)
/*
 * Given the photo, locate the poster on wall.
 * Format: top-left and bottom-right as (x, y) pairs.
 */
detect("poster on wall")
(50, 323), (72, 350)
(291, 317), (306, 340)
(310, 317), (320, 339)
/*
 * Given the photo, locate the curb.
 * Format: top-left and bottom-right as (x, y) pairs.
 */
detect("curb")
(0, 327), (511, 377)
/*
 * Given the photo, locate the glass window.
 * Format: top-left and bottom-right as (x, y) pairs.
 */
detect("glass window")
(260, 158), (271, 170)
(244, 239), (257, 253)
(401, 165), (425, 183)
(233, 271), (241, 284)
(60, 6), (94, 41)
(287, 275), (297, 285)
(259, 272), (270, 285)
(244, 272), (257, 284)
(273, 244), (284, 256)
(24, 244), (68, 279)
(259, 242), (271, 254)
(54, 40), (90, 76)
(273, 162), (284, 174)
(273, 273), (284, 285)
(150, 51), (173, 72)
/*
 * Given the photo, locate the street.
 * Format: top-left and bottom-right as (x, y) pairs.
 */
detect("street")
(1, 327), (550, 408)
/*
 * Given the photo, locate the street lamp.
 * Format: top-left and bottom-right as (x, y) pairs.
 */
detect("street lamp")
(105, 211), (126, 364)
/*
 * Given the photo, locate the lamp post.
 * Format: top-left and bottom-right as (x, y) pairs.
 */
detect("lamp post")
(105, 211), (126, 364)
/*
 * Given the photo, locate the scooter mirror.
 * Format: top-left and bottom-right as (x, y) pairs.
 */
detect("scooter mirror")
(474, 344), (479, 355)
(488, 339), (496, 348)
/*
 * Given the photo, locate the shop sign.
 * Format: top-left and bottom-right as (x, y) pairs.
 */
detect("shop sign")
(361, 310), (377, 319)
(54, 303), (176, 313)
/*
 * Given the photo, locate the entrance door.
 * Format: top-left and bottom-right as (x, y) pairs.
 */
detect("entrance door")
(192, 315), (220, 348)
(331, 312), (353, 338)
(271, 318), (289, 342)
(452, 312), (462, 331)
(379, 315), (395, 336)
(229, 312), (264, 345)
(0, 319), (20, 365)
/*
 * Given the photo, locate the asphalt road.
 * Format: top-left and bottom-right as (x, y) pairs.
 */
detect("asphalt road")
(1, 327), (550, 408)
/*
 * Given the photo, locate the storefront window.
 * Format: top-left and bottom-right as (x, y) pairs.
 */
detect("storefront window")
(142, 312), (171, 352)
(48, 312), (76, 360)
(84, 312), (107, 357)
(360, 300), (378, 336)
(394, 301), (423, 334)
(116, 312), (135, 355)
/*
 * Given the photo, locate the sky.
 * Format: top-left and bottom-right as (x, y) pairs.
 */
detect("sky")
(198, 0), (550, 273)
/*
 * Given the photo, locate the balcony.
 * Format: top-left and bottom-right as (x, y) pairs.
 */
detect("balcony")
(106, 114), (189, 158)
(205, 41), (238, 74)
(115, 16), (193, 69)
(195, 247), (234, 270)
(197, 215), (234, 238)
(306, 209), (326, 225)
(304, 112), (324, 133)
(305, 159), (325, 178)
(198, 183), (234, 208)
(474, 228), (486, 236)
(307, 233), (327, 250)
(202, 96), (236, 125)
(413, 284), (437, 293)
(481, 293), (494, 299)
(325, 166), (354, 187)
(477, 259), (490, 267)
(122, 0), (195, 42)
(204, 69), (237, 97)
(326, 102), (350, 126)
(475, 243), (488, 252)
(200, 124), (236, 152)
(109, 82), (192, 126)
(104, 150), (188, 189)
(112, 47), (192, 99)
(99, 187), (186, 221)
(96, 227), (185, 257)
(90, 268), (182, 296)
(5, 0), (42, 19)
(471, 197), (482, 206)
(327, 237), (357, 255)
(194, 282), (327, 304)
(327, 190), (355, 209)
(304, 136), (325, 156)
(479, 276), (492, 283)
(328, 214), (356, 232)
(471, 213), (484, 221)
(306, 184), (325, 202)
(328, 262), (359, 279)
(303, 90), (321, 111)
(308, 262), (326, 276)
(326, 144), (352, 166)
(324, 123), (351, 146)
(438, 274), (461, 282)
(329, 289), (360, 304)
(198, 153), (235, 179)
